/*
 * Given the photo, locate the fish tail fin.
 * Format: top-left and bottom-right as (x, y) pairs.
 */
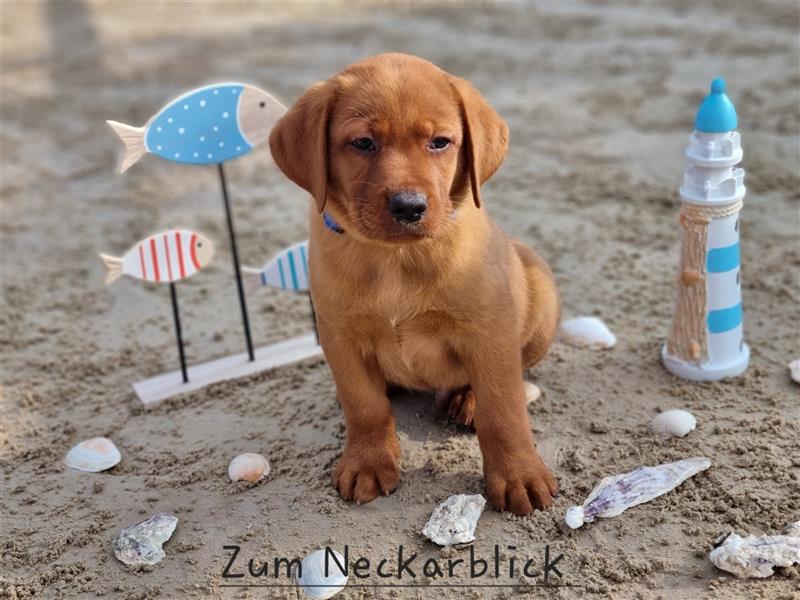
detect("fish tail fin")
(106, 120), (147, 173)
(100, 254), (123, 285)
(241, 267), (263, 296)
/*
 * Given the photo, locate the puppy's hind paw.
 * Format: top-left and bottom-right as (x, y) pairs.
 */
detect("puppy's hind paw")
(435, 386), (476, 429)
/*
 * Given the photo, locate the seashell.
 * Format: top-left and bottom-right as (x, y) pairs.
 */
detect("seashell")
(422, 494), (486, 547)
(113, 513), (178, 566)
(783, 521), (800, 538)
(524, 381), (541, 404)
(64, 437), (121, 472)
(565, 457), (710, 529)
(227, 453), (270, 483)
(709, 522), (800, 578)
(788, 359), (800, 384)
(296, 548), (348, 599)
(648, 409), (697, 441)
(559, 316), (616, 349)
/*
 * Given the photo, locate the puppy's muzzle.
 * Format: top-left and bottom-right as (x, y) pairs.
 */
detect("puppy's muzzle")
(388, 191), (427, 224)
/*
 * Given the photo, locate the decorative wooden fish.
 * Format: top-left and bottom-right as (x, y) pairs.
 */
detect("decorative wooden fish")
(243, 240), (309, 294)
(107, 83), (285, 172)
(100, 230), (213, 284)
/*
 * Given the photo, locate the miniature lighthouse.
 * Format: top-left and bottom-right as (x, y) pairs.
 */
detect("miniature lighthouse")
(662, 79), (748, 381)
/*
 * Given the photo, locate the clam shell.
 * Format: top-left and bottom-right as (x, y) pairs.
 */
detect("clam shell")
(64, 437), (121, 472)
(296, 548), (348, 600)
(227, 453), (270, 483)
(559, 316), (616, 349)
(709, 524), (800, 578)
(788, 359), (800, 384)
(422, 493), (486, 547)
(524, 381), (541, 404)
(648, 409), (697, 441)
(113, 513), (178, 566)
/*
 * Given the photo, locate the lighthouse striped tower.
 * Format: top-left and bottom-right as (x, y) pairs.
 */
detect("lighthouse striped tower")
(662, 78), (749, 381)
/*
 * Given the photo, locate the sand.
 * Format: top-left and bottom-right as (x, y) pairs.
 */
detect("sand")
(1, 1), (798, 598)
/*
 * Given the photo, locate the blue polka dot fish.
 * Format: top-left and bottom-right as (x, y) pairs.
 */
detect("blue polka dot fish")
(107, 83), (286, 172)
(242, 240), (310, 294)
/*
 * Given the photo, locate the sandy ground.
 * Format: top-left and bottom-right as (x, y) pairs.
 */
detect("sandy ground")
(2, 1), (799, 598)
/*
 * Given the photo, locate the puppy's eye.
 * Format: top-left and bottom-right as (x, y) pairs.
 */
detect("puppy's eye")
(351, 137), (377, 152)
(429, 137), (451, 151)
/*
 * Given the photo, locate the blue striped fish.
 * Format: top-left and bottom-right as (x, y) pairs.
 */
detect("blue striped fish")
(243, 240), (309, 294)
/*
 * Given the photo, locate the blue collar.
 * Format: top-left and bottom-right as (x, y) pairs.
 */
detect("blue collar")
(323, 211), (345, 234)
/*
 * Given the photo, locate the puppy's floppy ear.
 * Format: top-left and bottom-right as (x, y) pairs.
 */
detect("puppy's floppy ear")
(269, 80), (337, 213)
(449, 77), (509, 208)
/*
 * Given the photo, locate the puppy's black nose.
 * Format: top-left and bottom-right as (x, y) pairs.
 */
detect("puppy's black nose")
(388, 191), (427, 224)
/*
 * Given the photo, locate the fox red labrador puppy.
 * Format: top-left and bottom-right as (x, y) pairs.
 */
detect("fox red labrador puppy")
(269, 53), (559, 515)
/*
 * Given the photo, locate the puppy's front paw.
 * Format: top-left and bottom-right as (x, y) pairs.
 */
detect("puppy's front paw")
(332, 443), (400, 505)
(485, 451), (558, 516)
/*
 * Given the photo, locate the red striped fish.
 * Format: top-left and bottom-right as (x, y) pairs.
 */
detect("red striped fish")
(100, 230), (214, 284)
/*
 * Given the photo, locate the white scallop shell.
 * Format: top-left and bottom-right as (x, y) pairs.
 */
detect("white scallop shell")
(524, 381), (541, 404)
(648, 409), (697, 441)
(296, 548), (348, 599)
(64, 437), (121, 472)
(559, 316), (616, 349)
(227, 453), (270, 483)
(788, 359), (800, 384)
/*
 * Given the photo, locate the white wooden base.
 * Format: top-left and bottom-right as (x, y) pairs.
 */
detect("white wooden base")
(133, 333), (323, 407)
(661, 343), (749, 382)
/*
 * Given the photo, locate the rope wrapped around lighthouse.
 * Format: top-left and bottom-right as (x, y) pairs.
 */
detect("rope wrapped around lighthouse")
(662, 79), (749, 381)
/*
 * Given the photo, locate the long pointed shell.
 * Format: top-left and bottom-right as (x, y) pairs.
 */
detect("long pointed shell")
(64, 437), (121, 472)
(648, 409), (697, 441)
(227, 453), (270, 483)
(296, 548), (348, 599)
(559, 317), (616, 349)
(784, 521), (800, 538)
(565, 457), (711, 529)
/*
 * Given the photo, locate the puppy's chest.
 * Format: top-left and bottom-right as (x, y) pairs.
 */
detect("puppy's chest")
(347, 287), (467, 389)
(317, 257), (470, 388)
(348, 289), (447, 346)
(373, 312), (465, 389)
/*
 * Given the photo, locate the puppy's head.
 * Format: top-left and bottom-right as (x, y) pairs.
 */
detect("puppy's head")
(270, 53), (508, 243)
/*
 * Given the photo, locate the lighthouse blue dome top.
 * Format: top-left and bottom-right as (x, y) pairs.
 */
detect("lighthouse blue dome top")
(694, 78), (737, 133)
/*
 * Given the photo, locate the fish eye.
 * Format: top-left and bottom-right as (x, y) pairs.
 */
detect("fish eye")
(259, 101), (266, 108)
(197, 242), (202, 247)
